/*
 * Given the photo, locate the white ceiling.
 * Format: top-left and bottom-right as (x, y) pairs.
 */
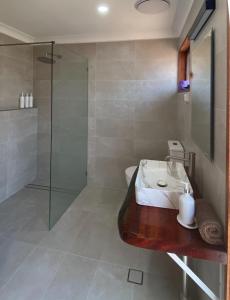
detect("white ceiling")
(0, 0), (193, 43)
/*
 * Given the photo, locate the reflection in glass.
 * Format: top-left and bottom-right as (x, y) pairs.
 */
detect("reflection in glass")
(191, 30), (214, 159)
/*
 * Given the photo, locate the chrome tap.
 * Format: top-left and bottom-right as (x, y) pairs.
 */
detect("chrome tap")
(165, 152), (196, 181)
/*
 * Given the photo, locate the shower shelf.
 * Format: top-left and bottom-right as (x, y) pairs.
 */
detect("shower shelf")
(118, 169), (227, 264)
(0, 107), (37, 112)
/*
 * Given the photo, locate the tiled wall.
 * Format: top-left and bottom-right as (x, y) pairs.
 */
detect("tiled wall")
(0, 32), (36, 202)
(0, 109), (38, 203)
(0, 33), (33, 110)
(92, 39), (179, 188)
(63, 39), (178, 189)
(177, 0), (227, 299)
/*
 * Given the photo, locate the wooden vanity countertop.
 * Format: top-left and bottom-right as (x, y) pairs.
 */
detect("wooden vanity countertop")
(118, 169), (227, 264)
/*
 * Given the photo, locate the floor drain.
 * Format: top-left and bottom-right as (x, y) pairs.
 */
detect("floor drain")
(127, 269), (144, 285)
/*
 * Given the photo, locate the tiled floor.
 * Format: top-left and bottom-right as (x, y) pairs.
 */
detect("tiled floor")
(0, 185), (181, 300)
(0, 188), (49, 244)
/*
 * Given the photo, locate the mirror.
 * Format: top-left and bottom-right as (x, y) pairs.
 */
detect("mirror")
(191, 30), (214, 159)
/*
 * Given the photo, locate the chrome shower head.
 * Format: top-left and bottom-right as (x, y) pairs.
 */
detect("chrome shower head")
(37, 56), (55, 64)
(37, 52), (62, 64)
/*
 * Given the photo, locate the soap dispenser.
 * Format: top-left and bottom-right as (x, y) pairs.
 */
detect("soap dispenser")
(25, 93), (29, 108)
(29, 92), (33, 108)
(177, 182), (197, 229)
(19, 92), (25, 109)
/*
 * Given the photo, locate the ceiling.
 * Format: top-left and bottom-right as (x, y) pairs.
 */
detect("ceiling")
(0, 0), (193, 43)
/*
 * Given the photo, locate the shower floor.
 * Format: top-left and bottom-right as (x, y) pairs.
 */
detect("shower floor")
(0, 185), (181, 300)
(0, 187), (49, 244)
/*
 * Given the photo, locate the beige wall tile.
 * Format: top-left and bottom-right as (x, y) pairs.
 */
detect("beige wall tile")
(95, 100), (134, 120)
(88, 117), (96, 138)
(94, 157), (137, 189)
(96, 80), (137, 101)
(134, 59), (177, 81)
(0, 34), (33, 110)
(95, 137), (134, 158)
(135, 80), (177, 101)
(135, 39), (178, 60)
(134, 140), (168, 161)
(134, 121), (178, 141)
(61, 43), (96, 61)
(96, 61), (135, 80)
(214, 108), (226, 173)
(34, 80), (51, 98)
(134, 99), (178, 122)
(96, 41), (135, 61)
(96, 118), (134, 139)
(215, 50), (227, 110)
(88, 38), (178, 188)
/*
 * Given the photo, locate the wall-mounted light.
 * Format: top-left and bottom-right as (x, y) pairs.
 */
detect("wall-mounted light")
(188, 0), (215, 40)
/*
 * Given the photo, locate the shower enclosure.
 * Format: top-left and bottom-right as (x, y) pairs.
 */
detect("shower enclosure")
(0, 41), (88, 229)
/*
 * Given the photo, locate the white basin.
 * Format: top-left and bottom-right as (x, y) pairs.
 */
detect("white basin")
(135, 160), (193, 210)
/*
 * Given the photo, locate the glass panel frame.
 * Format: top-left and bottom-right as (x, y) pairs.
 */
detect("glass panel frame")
(49, 44), (88, 229)
(0, 40), (88, 230)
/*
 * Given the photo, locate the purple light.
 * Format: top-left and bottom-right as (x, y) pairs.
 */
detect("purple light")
(178, 80), (190, 91)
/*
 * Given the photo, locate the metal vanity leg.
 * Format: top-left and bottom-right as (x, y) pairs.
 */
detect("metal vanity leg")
(181, 256), (189, 300)
(219, 264), (225, 300)
(167, 253), (220, 300)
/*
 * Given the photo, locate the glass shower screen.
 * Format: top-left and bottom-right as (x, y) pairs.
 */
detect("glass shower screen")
(49, 44), (88, 228)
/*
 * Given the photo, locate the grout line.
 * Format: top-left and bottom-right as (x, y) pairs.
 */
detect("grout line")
(85, 258), (100, 300)
(39, 252), (66, 300)
(35, 244), (145, 278)
(37, 244), (101, 264)
(98, 258), (136, 270)
(35, 243), (136, 272)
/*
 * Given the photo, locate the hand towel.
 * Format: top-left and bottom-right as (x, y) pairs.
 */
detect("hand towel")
(196, 198), (224, 246)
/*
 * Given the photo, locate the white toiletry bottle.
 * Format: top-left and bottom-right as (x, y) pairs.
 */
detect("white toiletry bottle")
(25, 93), (29, 108)
(19, 92), (25, 109)
(178, 183), (195, 227)
(29, 92), (33, 108)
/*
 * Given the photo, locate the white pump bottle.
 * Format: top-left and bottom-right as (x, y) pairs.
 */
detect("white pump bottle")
(177, 182), (195, 228)
(19, 92), (25, 109)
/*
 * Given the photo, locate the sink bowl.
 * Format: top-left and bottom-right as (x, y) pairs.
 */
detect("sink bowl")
(135, 160), (193, 210)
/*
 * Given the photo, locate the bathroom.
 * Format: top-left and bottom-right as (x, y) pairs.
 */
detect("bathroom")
(0, 0), (228, 299)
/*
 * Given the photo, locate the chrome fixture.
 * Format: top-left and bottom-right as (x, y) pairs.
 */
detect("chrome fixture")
(37, 52), (62, 64)
(135, 0), (170, 15)
(165, 152), (196, 181)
